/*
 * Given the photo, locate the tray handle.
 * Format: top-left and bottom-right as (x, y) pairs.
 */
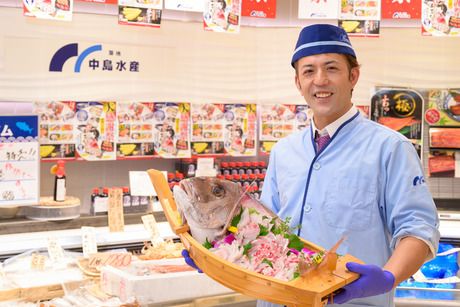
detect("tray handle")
(147, 169), (190, 235)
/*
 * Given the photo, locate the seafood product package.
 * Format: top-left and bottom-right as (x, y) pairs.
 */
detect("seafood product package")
(147, 169), (363, 307)
(100, 258), (232, 304)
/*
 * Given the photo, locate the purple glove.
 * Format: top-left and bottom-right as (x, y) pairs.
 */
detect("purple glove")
(332, 262), (395, 304)
(182, 249), (202, 273)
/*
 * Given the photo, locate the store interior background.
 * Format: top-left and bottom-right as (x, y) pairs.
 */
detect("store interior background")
(0, 0), (459, 214)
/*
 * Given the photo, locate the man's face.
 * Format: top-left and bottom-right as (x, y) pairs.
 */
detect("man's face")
(294, 53), (359, 129)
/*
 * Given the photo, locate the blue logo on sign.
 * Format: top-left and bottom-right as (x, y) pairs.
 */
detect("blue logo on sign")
(49, 43), (102, 72)
(412, 175), (425, 186)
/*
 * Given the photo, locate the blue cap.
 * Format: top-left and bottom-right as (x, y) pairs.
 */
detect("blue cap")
(291, 24), (356, 68)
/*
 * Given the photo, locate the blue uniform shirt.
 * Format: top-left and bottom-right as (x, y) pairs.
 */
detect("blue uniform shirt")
(258, 112), (440, 307)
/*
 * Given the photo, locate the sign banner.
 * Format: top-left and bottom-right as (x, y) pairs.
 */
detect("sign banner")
(242, 0), (276, 18)
(422, 0), (460, 36)
(204, 0), (241, 33)
(381, 0), (421, 19)
(298, 0), (338, 19)
(371, 87), (424, 157)
(0, 115), (40, 207)
(152, 102), (191, 158)
(74, 102), (117, 161)
(258, 104), (310, 154)
(118, 0), (163, 27)
(165, 0), (204, 11)
(23, 0), (73, 21)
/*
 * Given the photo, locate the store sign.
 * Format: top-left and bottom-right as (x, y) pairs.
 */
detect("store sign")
(49, 43), (140, 73)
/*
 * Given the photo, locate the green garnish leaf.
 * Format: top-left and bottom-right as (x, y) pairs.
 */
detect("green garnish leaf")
(258, 224), (269, 236)
(203, 238), (213, 249)
(286, 234), (304, 251)
(262, 258), (273, 268)
(243, 243), (252, 256)
(231, 208), (243, 227)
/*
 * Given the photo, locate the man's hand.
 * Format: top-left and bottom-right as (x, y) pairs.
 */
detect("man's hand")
(333, 262), (395, 304)
(182, 249), (202, 273)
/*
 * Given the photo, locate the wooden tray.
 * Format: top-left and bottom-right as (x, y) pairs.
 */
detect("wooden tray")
(147, 169), (362, 307)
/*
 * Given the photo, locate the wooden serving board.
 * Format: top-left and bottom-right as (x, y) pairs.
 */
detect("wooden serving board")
(147, 169), (362, 307)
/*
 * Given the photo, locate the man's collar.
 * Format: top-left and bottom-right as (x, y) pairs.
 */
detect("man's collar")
(311, 105), (358, 138)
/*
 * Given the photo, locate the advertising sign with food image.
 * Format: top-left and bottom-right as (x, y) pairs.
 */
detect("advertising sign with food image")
(23, 0), (73, 21)
(340, 0), (381, 36)
(298, 0), (339, 19)
(223, 104), (257, 157)
(422, 0), (460, 36)
(371, 87), (424, 157)
(152, 103), (191, 158)
(425, 89), (460, 126)
(191, 103), (225, 155)
(118, 0), (162, 27)
(35, 101), (76, 159)
(117, 102), (155, 158)
(259, 104), (310, 154)
(74, 102), (117, 161)
(428, 150), (460, 177)
(204, 0), (241, 33)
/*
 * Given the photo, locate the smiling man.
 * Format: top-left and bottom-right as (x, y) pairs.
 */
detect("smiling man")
(258, 24), (440, 307)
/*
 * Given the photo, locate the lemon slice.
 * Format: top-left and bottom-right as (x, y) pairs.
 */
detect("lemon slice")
(50, 164), (58, 175)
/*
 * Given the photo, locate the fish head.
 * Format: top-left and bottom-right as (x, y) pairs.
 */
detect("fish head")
(173, 176), (243, 242)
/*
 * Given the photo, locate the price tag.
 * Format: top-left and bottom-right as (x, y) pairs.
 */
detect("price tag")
(47, 236), (65, 263)
(81, 226), (98, 258)
(196, 158), (217, 177)
(142, 214), (163, 245)
(108, 188), (124, 232)
(87, 252), (132, 270)
(30, 253), (45, 270)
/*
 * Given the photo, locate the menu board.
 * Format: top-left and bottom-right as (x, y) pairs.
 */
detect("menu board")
(152, 102), (191, 158)
(0, 115), (40, 207)
(259, 104), (310, 154)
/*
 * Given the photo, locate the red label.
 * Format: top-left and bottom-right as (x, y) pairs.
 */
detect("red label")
(381, 0), (421, 19)
(242, 0), (276, 18)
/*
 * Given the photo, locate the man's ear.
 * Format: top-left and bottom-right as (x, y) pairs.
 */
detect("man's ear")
(295, 74), (301, 92)
(349, 67), (360, 87)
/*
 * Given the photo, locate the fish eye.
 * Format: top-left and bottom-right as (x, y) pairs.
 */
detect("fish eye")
(212, 185), (225, 198)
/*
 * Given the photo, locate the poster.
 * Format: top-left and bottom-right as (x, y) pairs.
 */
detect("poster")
(23, 0), (73, 21)
(191, 103), (225, 155)
(116, 102), (155, 157)
(165, 0), (205, 11)
(371, 87), (424, 157)
(204, 0), (241, 33)
(242, 0), (276, 18)
(152, 102), (191, 158)
(223, 104), (257, 156)
(118, 0), (162, 27)
(428, 150), (459, 177)
(35, 101), (76, 159)
(381, 0), (421, 19)
(422, 0), (460, 36)
(425, 89), (460, 126)
(259, 104), (310, 154)
(340, 0), (381, 37)
(74, 102), (117, 161)
(0, 115), (40, 207)
(298, 0), (339, 19)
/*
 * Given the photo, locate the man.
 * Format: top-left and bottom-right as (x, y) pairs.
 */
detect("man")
(257, 24), (440, 306)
